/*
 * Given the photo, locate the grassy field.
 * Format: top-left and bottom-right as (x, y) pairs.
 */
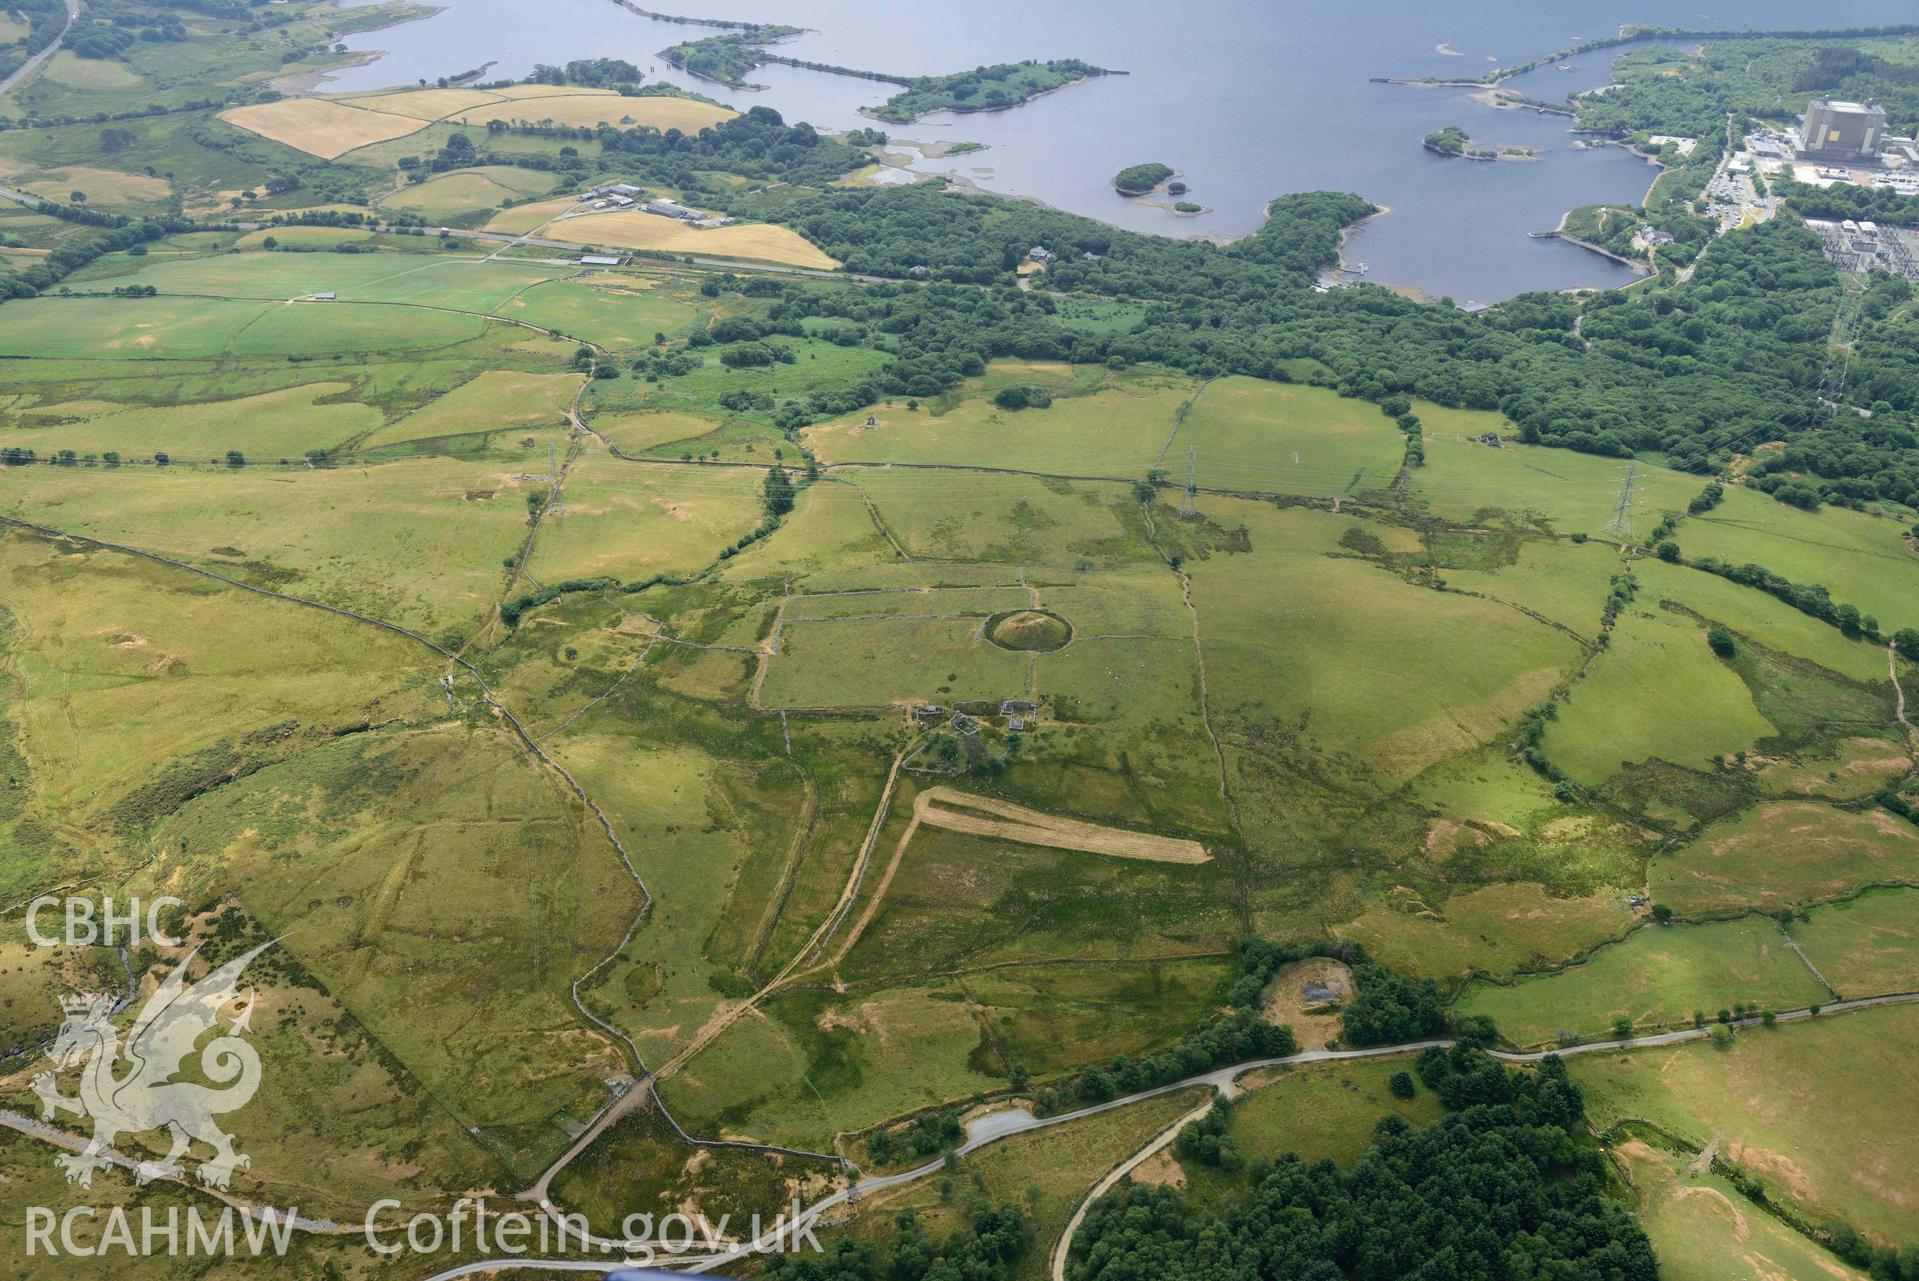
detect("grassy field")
(0, 382), (382, 458)
(1680, 484), (1919, 634)
(1413, 433), (1701, 537)
(1574, 1002), (1919, 1243)
(0, 532), (442, 897)
(377, 166), (559, 221)
(540, 731), (816, 1074)
(78, 248), (572, 313)
(804, 367), (1197, 475)
(590, 410), (733, 456)
(358, 370), (580, 449)
(1191, 502), (1583, 788)
(525, 453), (764, 585)
(1211, 1058), (1442, 1169)
(1456, 916), (1828, 1045)
(1162, 377), (1411, 497)
(0, 295), (488, 359)
(22, 164), (169, 206)
(0, 458), (534, 636)
(1541, 592), (1774, 788)
(1652, 801), (1919, 915)
(1220, 1058), (1435, 1173)
(497, 278), (698, 350)
(127, 724), (644, 1181)
(1616, 1141), (1867, 1281)
(844, 468), (1143, 565)
(1338, 882), (1636, 980)
(760, 614), (1029, 708)
(1790, 888), (1919, 997)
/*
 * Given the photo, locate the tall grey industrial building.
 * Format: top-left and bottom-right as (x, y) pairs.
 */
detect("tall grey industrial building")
(1801, 98), (1887, 162)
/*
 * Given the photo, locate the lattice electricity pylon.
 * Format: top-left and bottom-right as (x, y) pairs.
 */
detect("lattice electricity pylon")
(1605, 461), (1638, 541)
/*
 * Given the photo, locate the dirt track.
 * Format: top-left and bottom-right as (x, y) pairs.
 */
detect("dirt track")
(916, 787), (1210, 864)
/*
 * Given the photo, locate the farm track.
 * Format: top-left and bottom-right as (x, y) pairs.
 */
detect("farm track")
(1894, 641), (1916, 762)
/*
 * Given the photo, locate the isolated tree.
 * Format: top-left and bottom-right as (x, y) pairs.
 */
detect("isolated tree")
(1707, 625), (1736, 658)
(1387, 1070), (1415, 1099)
(1895, 628), (1919, 661)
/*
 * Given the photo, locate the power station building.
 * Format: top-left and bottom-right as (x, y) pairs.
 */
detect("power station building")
(1800, 98), (1888, 162)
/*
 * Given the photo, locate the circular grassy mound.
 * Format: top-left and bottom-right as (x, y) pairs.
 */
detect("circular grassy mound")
(985, 609), (1073, 653)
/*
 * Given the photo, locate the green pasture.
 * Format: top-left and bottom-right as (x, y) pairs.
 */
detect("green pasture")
(803, 366), (1196, 475)
(657, 983), (1012, 1152)
(0, 533), (439, 893)
(543, 732), (811, 1072)
(1681, 485), (1919, 633)
(496, 278), (698, 349)
(1542, 593), (1774, 788)
(1209, 1058), (1442, 1170)
(1572, 1002), (1919, 1242)
(1652, 801), (1919, 915)
(1, 458), (533, 636)
(1338, 882), (1636, 980)
(1413, 433), (1700, 536)
(759, 614), (1027, 708)
(1619, 1144), (1866, 1281)
(0, 382), (381, 458)
(714, 477), (895, 580)
(524, 454), (764, 585)
(781, 584), (1032, 621)
(1163, 377), (1408, 497)
(378, 166), (559, 221)
(0, 295), (489, 358)
(358, 369), (580, 449)
(1790, 887), (1919, 998)
(1191, 501), (1582, 788)
(132, 725), (643, 1180)
(845, 469), (1145, 564)
(1456, 915), (1827, 1045)
(1436, 537), (1627, 638)
(835, 1086), (1210, 1280)
(587, 410), (726, 455)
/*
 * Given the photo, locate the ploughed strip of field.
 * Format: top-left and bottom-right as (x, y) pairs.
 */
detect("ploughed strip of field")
(915, 786), (1210, 864)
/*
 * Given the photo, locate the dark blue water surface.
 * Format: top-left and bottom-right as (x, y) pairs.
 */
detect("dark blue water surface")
(325, 0), (1913, 302)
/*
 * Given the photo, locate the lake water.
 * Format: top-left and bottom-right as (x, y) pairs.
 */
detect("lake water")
(326, 0), (1914, 302)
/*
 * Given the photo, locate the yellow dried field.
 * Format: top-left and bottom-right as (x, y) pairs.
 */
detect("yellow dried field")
(219, 98), (429, 159)
(541, 211), (840, 269)
(444, 94), (734, 132)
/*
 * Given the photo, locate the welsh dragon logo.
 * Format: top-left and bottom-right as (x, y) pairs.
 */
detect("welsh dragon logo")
(31, 941), (270, 1190)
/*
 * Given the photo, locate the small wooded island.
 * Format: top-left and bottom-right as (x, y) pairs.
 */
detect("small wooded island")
(1112, 162), (1175, 195)
(660, 32), (1110, 123)
(1423, 124), (1539, 161)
